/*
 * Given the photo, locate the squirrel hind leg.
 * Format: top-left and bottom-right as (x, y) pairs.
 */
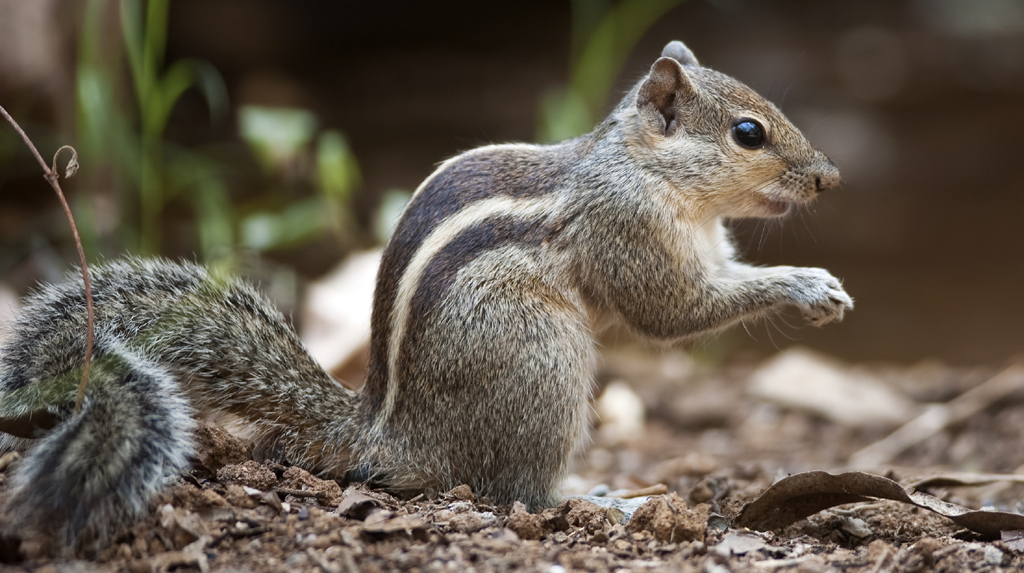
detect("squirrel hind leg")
(1, 349), (195, 554)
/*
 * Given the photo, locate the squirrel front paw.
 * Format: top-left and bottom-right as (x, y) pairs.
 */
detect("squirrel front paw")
(785, 267), (853, 326)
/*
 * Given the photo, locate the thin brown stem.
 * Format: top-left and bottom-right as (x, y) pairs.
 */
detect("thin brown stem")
(0, 104), (94, 414)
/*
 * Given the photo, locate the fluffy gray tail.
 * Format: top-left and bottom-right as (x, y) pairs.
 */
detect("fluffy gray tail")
(1, 346), (194, 553)
(0, 258), (358, 553)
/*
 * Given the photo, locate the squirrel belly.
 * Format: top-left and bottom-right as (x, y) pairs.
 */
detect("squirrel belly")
(0, 39), (852, 553)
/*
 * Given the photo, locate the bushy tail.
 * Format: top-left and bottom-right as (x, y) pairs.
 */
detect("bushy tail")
(1, 347), (194, 553)
(0, 258), (361, 553)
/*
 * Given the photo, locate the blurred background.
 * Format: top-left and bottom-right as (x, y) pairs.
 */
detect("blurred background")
(0, 0), (1022, 367)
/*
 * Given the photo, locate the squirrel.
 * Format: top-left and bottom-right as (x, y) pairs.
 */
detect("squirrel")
(0, 40), (851, 553)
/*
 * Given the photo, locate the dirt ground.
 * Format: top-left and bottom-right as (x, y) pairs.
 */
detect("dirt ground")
(1, 346), (1023, 572)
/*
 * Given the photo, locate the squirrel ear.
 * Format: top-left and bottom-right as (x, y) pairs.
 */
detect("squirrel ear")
(661, 40), (699, 68)
(636, 56), (695, 136)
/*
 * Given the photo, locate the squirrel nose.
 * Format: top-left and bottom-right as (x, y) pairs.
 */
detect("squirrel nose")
(814, 158), (841, 193)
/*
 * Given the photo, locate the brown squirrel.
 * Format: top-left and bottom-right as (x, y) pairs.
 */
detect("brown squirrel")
(0, 40), (851, 552)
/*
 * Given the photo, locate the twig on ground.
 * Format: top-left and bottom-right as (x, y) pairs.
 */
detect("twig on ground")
(0, 105), (94, 414)
(613, 484), (668, 499)
(850, 364), (1024, 468)
(274, 487), (339, 505)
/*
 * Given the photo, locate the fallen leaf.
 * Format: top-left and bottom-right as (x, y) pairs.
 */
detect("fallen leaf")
(909, 472), (1024, 491)
(337, 486), (382, 520)
(735, 471), (1024, 539)
(714, 531), (767, 556)
(1000, 530), (1024, 552)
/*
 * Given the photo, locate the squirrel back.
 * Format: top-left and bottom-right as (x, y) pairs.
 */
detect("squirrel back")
(0, 40), (851, 553)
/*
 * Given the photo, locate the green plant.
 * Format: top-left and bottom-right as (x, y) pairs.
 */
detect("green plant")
(538, 0), (684, 142)
(74, 0), (230, 258)
(73, 0), (363, 262)
(120, 0), (229, 255)
(236, 106), (362, 252)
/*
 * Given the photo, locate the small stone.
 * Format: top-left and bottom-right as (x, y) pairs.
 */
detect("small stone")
(839, 517), (872, 539)
(627, 493), (708, 543)
(506, 501), (544, 541)
(564, 498), (609, 533)
(433, 509), (456, 523)
(714, 531), (766, 556)
(984, 545), (1006, 566)
(655, 453), (719, 481)
(224, 484), (260, 509)
(707, 513), (730, 533)
(595, 381), (645, 445)
(449, 511), (497, 533)
(193, 421), (252, 473)
(279, 466), (344, 506)
(606, 508), (625, 525)
(448, 484), (475, 501)
(132, 536), (148, 559)
(217, 460), (277, 491)
(688, 482), (714, 504)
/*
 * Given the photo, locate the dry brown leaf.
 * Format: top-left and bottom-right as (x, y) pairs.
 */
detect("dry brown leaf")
(336, 486), (382, 519)
(909, 473), (1024, 491)
(735, 470), (1024, 539)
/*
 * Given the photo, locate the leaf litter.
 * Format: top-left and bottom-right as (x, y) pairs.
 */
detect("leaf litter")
(0, 346), (1023, 571)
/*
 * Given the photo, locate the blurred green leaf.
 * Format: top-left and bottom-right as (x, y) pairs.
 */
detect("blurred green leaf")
(166, 153), (234, 259)
(537, 0), (685, 141)
(240, 198), (328, 252)
(193, 178), (234, 260)
(239, 106), (318, 174)
(538, 87), (593, 143)
(119, 0), (145, 98)
(316, 130), (360, 202)
(67, 0), (358, 261)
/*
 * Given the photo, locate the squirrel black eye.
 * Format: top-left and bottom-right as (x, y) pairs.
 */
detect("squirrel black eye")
(732, 119), (765, 149)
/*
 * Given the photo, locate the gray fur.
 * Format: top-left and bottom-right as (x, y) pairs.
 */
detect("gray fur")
(0, 39), (852, 553)
(2, 349), (193, 551)
(0, 258), (359, 553)
(662, 40), (699, 67)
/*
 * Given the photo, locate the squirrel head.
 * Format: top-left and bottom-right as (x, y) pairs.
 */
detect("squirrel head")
(620, 40), (840, 219)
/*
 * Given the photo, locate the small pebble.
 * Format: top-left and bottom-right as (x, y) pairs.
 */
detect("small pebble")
(448, 501), (473, 513)
(840, 517), (872, 539)
(984, 545), (1006, 566)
